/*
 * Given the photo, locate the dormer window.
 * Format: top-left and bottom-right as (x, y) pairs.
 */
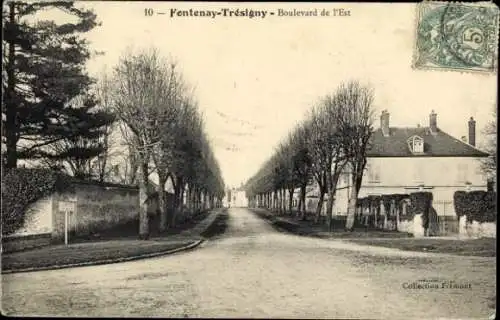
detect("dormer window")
(407, 135), (424, 153)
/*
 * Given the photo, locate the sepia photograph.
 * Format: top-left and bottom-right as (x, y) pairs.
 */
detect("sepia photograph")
(1, 1), (498, 318)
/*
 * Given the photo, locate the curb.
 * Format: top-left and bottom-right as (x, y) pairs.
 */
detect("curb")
(1, 239), (204, 275)
(2, 209), (225, 275)
(252, 210), (324, 238)
(198, 211), (224, 239)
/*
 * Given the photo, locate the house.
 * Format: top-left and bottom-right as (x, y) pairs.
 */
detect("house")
(225, 186), (248, 208)
(332, 110), (489, 217)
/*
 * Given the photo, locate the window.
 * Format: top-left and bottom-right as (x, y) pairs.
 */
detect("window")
(413, 161), (425, 183)
(407, 135), (424, 154)
(413, 139), (424, 153)
(368, 163), (380, 183)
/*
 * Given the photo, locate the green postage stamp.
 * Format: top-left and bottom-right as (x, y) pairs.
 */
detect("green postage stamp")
(414, 1), (499, 73)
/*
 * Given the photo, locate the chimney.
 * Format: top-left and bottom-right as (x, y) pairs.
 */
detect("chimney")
(429, 110), (437, 134)
(380, 110), (390, 137)
(468, 117), (476, 146)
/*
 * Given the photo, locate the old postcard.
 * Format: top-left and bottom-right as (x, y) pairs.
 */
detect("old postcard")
(1, 1), (497, 319)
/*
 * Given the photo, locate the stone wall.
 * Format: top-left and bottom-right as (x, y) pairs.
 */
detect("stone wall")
(51, 181), (142, 239)
(3, 180), (176, 250)
(459, 215), (496, 238)
(10, 196), (53, 236)
(397, 214), (425, 237)
(6, 181), (150, 240)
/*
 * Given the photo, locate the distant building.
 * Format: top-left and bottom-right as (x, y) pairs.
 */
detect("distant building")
(224, 186), (248, 208)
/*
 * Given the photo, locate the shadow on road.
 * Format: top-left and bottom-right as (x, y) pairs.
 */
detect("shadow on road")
(200, 211), (229, 240)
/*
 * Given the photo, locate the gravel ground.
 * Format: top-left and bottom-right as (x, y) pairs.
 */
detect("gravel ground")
(1, 208), (495, 319)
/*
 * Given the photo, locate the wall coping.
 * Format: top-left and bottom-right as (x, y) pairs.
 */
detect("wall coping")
(2, 232), (52, 241)
(70, 179), (139, 190)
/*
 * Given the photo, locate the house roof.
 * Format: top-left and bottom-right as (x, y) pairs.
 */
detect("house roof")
(366, 127), (489, 157)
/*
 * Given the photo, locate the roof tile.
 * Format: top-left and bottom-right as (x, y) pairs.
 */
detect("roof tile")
(366, 127), (489, 157)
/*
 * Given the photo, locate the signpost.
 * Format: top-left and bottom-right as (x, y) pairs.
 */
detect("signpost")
(58, 200), (77, 246)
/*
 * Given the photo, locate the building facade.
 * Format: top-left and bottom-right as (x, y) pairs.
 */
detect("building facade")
(225, 187), (248, 208)
(332, 110), (489, 217)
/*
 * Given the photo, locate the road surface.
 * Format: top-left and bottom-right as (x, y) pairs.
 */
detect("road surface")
(2, 208), (496, 318)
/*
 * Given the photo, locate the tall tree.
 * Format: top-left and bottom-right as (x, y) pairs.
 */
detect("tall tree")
(149, 61), (185, 232)
(91, 71), (117, 182)
(307, 105), (337, 223)
(112, 47), (175, 239)
(322, 93), (350, 230)
(37, 94), (115, 179)
(480, 106), (497, 187)
(169, 99), (203, 226)
(289, 124), (313, 219)
(339, 81), (375, 231)
(2, 1), (106, 170)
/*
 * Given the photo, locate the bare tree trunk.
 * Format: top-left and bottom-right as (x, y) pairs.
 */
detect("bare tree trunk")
(197, 189), (201, 212)
(326, 194), (334, 229)
(191, 190), (195, 212)
(278, 189), (283, 214)
(193, 188), (198, 214)
(137, 156), (149, 239)
(345, 192), (358, 231)
(326, 171), (342, 231)
(395, 203), (400, 231)
(98, 132), (110, 182)
(202, 191), (205, 210)
(273, 191), (278, 212)
(280, 189), (285, 214)
(128, 145), (138, 185)
(297, 197), (302, 217)
(276, 190), (281, 214)
(180, 184), (185, 217)
(288, 188), (294, 215)
(346, 159), (366, 230)
(282, 189), (287, 213)
(196, 190), (201, 212)
(300, 184), (307, 220)
(172, 176), (183, 227)
(4, 3), (19, 170)
(315, 190), (325, 223)
(157, 175), (167, 233)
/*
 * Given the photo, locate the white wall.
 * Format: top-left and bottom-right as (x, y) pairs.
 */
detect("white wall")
(332, 156), (488, 215)
(364, 157), (487, 188)
(11, 197), (53, 236)
(459, 215), (496, 238)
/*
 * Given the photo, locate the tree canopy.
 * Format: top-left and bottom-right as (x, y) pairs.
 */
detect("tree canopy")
(2, 1), (113, 170)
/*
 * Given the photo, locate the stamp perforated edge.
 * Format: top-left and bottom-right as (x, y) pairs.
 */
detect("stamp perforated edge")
(411, 1), (500, 74)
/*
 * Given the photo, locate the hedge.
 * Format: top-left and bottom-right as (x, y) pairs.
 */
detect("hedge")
(453, 190), (496, 223)
(357, 192), (432, 226)
(357, 194), (410, 215)
(1, 168), (74, 235)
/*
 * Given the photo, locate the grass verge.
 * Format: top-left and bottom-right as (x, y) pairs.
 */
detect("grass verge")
(201, 210), (229, 239)
(250, 208), (413, 239)
(1, 239), (196, 272)
(347, 237), (496, 257)
(69, 210), (211, 243)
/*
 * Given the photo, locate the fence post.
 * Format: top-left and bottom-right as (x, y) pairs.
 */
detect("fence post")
(441, 202), (445, 235)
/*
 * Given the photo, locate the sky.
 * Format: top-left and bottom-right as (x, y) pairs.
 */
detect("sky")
(37, 1), (498, 188)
